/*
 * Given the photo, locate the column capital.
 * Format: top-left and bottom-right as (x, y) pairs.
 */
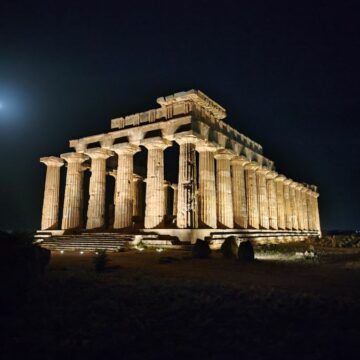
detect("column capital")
(283, 178), (292, 186)
(141, 137), (172, 150)
(195, 141), (218, 153)
(266, 171), (278, 180)
(300, 185), (309, 193)
(108, 169), (117, 178)
(170, 183), (178, 190)
(289, 180), (299, 188)
(163, 180), (171, 188)
(174, 133), (198, 145)
(256, 166), (271, 175)
(214, 149), (235, 160)
(133, 173), (143, 182)
(274, 174), (286, 182)
(85, 147), (113, 159)
(111, 143), (140, 155)
(61, 152), (89, 163)
(244, 161), (259, 170)
(40, 156), (64, 167)
(231, 155), (249, 166)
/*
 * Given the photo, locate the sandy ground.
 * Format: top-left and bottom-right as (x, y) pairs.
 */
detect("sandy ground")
(3, 243), (360, 359)
(49, 244), (360, 300)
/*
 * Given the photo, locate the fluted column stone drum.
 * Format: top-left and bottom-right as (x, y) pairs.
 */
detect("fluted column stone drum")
(112, 144), (140, 229)
(133, 174), (143, 218)
(313, 192), (321, 232)
(266, 171), (278, 230)
(289, 181), (299, 230)
(274, 175), (286, 230)
(231, 156), (248, 228)
(256, 167), (270, 229)
(143, 138), (171, 229)
(295, 184), (304, 230)
(306, 189), (314, 230)
(176, 136), (198, 229)
(196, 143), (217, 228)
(215, 151), (234, 229)
(61, 152), (88, 230)
(301, 187), (309, 230)
(245, 162), (260, 229)
(86, 148), (113, 230)
(171, 184), (178, 217)
(40, 156), (64, 230)
(283, 179), (292, 230)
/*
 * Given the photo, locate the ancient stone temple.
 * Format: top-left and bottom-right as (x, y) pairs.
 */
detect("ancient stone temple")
(37, 90), (321, 251)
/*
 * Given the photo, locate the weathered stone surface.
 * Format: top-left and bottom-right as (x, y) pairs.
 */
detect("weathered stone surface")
(245, 162), (259, 229)
(266, 171), (278, 230)
(215, 151), (234, 229)
(61, 152), (88, 230)
(86, 148), (113, 230)
(142, 138), (171, 229)
(40, 157), (64, 230)
(112, 144), (139, 229)
(231, 156), (248, 228)
(256, 167), (270, 229)
(274, 175), (286, 230)
(197, 143), (217, 228)
(221, 236), (238, 258)
(39, 90), (321, 242)
(176, 136), (198, 229)
(283, 179), (292, 230)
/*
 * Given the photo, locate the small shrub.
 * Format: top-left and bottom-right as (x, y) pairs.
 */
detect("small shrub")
(238, 241), (255, 262)
(192, 239), (211, 259)
(93, 250), (109, 272)
(221, 236), (238, 259)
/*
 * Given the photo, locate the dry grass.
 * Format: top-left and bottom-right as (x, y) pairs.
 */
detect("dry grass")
(2, 244), (360, 359)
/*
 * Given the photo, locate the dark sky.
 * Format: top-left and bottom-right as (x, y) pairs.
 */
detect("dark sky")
(1, 0), (359, 231)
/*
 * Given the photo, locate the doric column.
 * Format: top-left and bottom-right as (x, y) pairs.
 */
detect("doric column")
(301, 186), (309, 230)
(266, 171), (278, 230)
(133, 174), (143, 218)
(176, 136), (198, 229)
(274, 175), (286, 230)
(256, 167), (270, 229)
(231, 156), (248, 228)
(244, 162), (259, 229)
(215, 150), (234, 229)
(86, 148), (113, 230)
(283, 179), (292, 229)
(313, 192), (321, 233)
(196, 143), (217, 228)
(295, 184), (304, 230)
(61, 152), (88, 230)
(306, 189), (314, 230)
(163, 180), (171, 218)
(289, 181), (299, 230)
(143, 138), (171, 229)
(112, 144), (140, 229)
(108, 170), (117, 228)
(171, 184), (178, 217)
(40, 156), (64, 230)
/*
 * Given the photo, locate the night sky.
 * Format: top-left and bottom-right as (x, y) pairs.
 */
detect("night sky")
(1, 0), (359, 231)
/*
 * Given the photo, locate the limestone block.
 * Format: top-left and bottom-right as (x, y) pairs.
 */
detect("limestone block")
(40, 156), (64, 230)
(215, 150), (234, 229)
(60, 152), (89, 230)
(85, 148), (113, 230)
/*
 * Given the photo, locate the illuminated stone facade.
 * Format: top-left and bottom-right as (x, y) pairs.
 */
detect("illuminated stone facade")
(39, 90), (321, 245)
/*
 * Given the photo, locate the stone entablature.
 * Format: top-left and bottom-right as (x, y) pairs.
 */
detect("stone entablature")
(40, 90), (321, 240)
(69, 90), (266, 167)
